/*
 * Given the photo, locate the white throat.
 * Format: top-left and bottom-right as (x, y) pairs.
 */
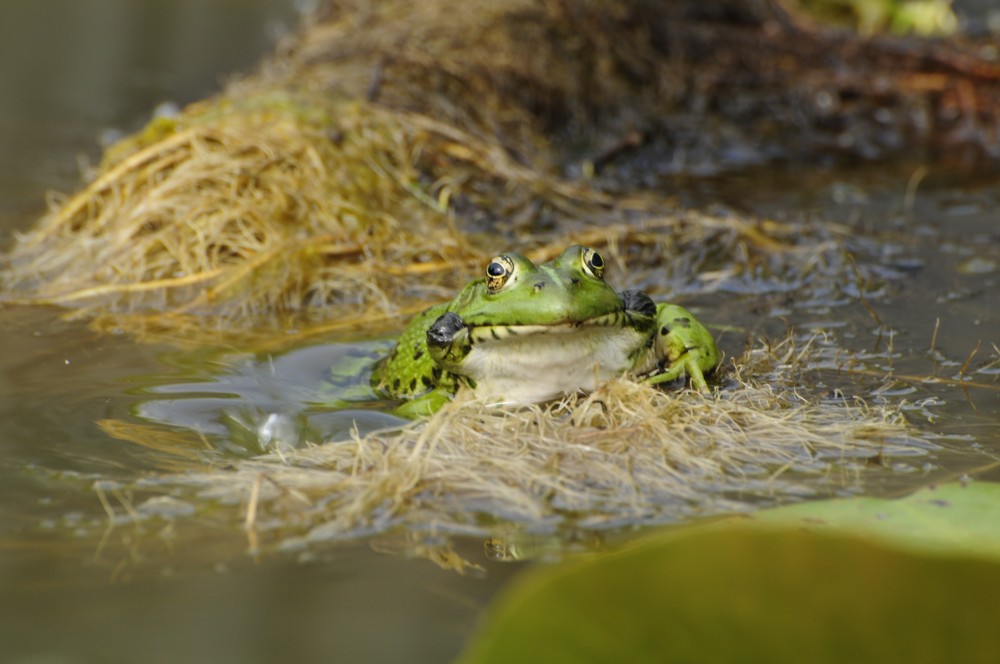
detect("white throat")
(460, 325), (648, 403)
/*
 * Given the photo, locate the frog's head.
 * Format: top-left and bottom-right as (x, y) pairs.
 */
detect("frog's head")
(427, 245), (657, 402)
(447, 244), (623, 325)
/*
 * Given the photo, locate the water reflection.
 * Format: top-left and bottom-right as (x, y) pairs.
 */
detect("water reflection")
(134, 342), (406, 455)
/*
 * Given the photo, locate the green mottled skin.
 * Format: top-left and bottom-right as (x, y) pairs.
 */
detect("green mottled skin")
(371, 245), (720, 417)
(375, 303), (457, 397)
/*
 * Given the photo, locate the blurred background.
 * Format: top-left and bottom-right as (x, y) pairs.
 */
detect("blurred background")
(0, 0), (298, 218)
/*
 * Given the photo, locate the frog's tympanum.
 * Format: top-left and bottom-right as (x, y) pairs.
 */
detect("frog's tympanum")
(373, 245), (720, 416)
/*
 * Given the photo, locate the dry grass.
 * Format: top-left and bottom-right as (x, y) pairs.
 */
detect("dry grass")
(101, 336), (935, 566)
(2, 94), (482, 326)
(4, 124), (822, 348)
(0, 84), (715, 342)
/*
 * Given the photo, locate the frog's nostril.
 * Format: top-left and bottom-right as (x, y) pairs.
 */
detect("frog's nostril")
(533, 282), (545, 292)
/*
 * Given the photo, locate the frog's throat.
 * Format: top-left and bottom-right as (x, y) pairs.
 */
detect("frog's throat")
(434, 311), (659, 403)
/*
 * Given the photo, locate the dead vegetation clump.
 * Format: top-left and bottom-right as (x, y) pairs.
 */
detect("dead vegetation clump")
(97, 336), (936, 559)
(2, 94), (485, 325)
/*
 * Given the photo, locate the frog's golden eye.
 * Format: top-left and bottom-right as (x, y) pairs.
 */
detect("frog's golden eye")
(486, 255), (515, 293)
(581, 247), (605, 280)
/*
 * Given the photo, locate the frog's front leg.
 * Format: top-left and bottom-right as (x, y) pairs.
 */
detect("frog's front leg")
(393, 385), (457, 418)
(646, 303), (721, 392)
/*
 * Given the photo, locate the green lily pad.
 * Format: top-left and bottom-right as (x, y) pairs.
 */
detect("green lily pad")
(752, 481), (1000, 560)
(459, 483), (1000, 664)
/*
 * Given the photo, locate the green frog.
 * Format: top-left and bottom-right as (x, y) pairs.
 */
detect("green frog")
(372, 245), (720, 417)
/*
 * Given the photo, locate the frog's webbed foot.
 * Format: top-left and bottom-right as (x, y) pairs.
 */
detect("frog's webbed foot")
(645, 350), (711, 392)
(647, 303), (720, 393)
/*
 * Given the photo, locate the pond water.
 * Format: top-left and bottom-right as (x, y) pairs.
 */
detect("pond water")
(1, 3), (998, 664)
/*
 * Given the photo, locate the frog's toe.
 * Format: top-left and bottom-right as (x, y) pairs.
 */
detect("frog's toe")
(646, 353), (711, 392)
(645, 362), (684, 386)
(683, 357), (710, 392)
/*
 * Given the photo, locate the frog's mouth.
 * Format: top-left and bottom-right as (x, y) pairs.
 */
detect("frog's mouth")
(427, 309), (653, 365)
(459, 288), (659, 344)
(465, 310), (636, 344)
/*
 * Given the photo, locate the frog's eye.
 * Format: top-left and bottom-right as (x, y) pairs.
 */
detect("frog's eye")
(486, 255), (515, 293)
(581, 247), (605, 280)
